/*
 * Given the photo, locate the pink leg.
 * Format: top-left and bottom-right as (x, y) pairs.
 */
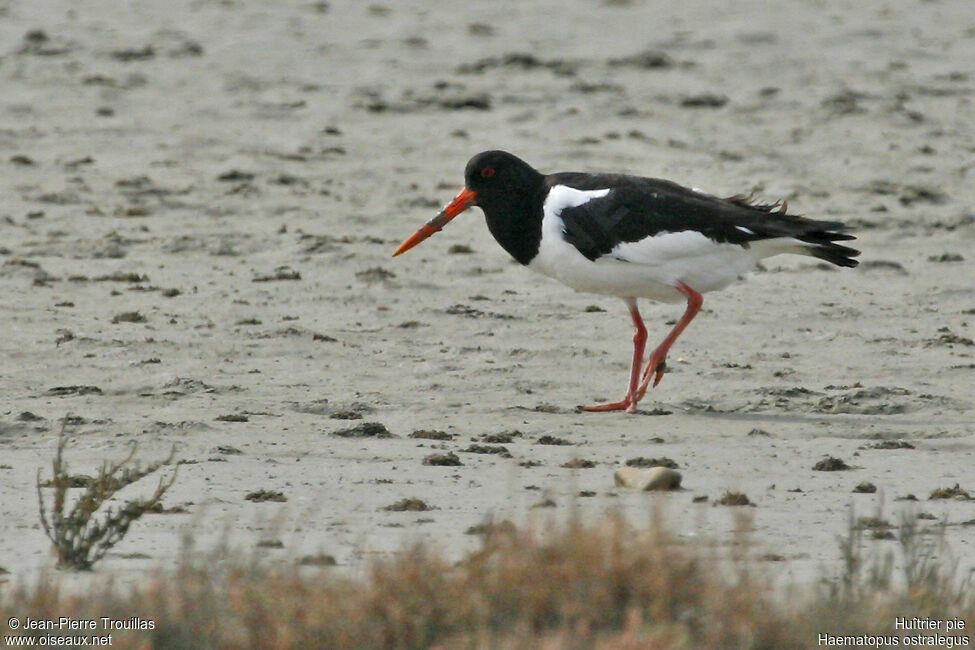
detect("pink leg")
(634, 281), (703, 403)
(584, 298), (647, 413)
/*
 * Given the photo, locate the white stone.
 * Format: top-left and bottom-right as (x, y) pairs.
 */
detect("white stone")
(614, 466), (682, 491)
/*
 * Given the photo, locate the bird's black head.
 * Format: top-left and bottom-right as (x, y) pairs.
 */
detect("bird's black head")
(391, 150), (545, 261)
(463, 150), (541, 201)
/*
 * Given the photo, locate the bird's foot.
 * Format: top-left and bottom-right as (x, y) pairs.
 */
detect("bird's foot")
(643, 358), (667, 386)
(634, 358), (666, 402)
(583, 398), (638, 413)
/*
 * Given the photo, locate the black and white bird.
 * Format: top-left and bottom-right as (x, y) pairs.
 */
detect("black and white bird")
(393, 150), (859, 413)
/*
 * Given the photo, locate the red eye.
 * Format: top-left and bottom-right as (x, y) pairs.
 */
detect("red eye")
(480, 166), (495, 178)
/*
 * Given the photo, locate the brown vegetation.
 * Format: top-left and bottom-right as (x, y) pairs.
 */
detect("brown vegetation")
(4, 511), (972, 648)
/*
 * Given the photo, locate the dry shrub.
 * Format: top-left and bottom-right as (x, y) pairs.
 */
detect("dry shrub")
(36, 421), (178, 570)
(3, 511), (973, 649)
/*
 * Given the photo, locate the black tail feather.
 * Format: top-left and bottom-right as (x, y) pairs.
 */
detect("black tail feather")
(808, 240), (860, 268)
(725, 195), (860, 262)
(799, 229), (857, 244)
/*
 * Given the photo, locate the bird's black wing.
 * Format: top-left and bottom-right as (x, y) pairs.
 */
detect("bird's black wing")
(548, 173), (859, 267)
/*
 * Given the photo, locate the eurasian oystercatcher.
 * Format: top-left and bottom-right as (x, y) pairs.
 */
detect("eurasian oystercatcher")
(393, 150), (859, 413)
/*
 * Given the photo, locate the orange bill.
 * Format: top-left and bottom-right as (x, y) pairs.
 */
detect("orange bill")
(392, 187), (477, 257)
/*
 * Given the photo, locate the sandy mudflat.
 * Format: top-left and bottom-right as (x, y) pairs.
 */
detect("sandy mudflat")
(1, 0), (973, 590)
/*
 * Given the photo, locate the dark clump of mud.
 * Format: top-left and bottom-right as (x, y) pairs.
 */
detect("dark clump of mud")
(328, 410), (362, 420)
(456, 52), (576, 76)
(215, 414), (248, 422)
(868, 440), (915, 450)
(410, 430), (454, 441)
(463, 444), (510, 456)
(680, 93), (729, 108)
(383, 497), (434, 512)
(812, 456), (853, 471)
(929, 484), (971, 500)
(561, 458), (596, 469)
(245, 489), (287, 503)
(717, 491), (752, 506)
(213, 445), (243, 455)
(480, 431), (522, 444)
(256, 539), (283, 548)
(331, 422), (394, 438)
(536, 435), (572, 446)
(253, 267), (301, 282)
(625, 456), (678, 469)
(607, 49), (674, 69)
(355, 266), (396, 283)
(94, 272), (150, 283)
(423, 452), (462, 466)
(926, 328), (974, 347)
(464, 519), (517, 537)
(45, 385), (103, 397)
(297, 553), (337, 567)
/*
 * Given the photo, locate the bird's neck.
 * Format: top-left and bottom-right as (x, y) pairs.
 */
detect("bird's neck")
(479, 181), (547, 266)
(481, 195), (545, 265)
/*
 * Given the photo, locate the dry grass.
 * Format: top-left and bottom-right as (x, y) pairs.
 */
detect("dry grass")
(3, 509), (973, 649)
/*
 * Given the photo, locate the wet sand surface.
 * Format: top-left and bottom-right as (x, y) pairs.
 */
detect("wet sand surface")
(1, 0), (973, 587)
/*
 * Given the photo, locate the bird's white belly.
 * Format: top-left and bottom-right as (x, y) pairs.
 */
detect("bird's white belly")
(530, 214), (772, 302)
